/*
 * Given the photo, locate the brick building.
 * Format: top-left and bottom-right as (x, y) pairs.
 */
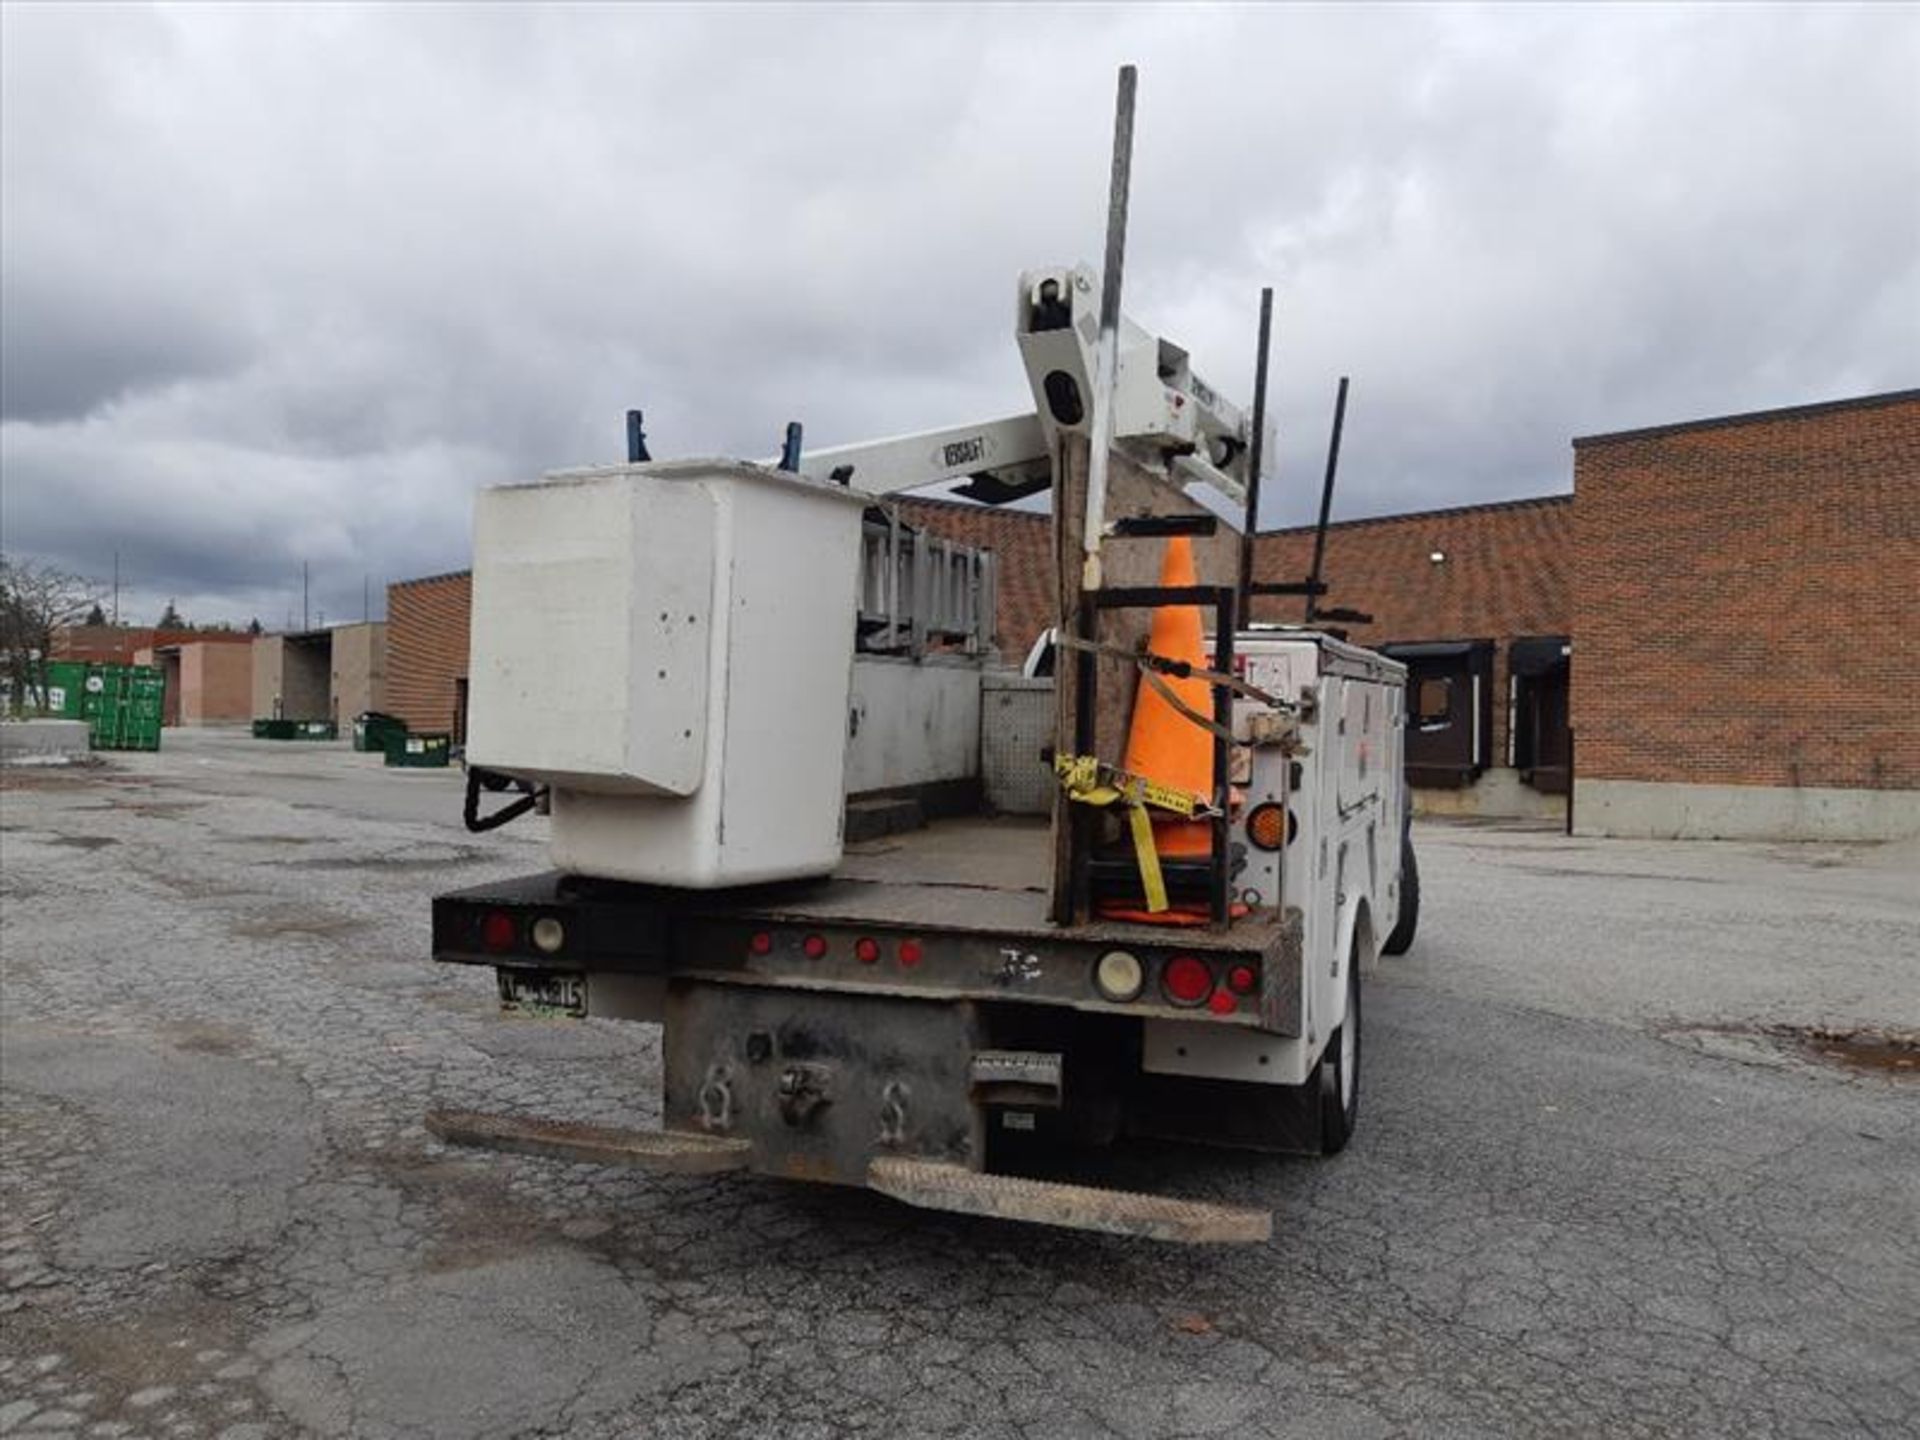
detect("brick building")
(135, 639), (252, 726)
(52, 625), (252, 666)
(1572, 390), (1918, 839)
(890, 493), (1575, 818)
(384, 387), (1917, 839)
(1250, 496), (1573, 817)
(893, 497), (1052, 659)
(385, 572), (471, 738)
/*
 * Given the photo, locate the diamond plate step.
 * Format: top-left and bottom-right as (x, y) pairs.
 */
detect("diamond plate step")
(867, 1157), (1272, 1244)
(426, 1110), (750, 1174)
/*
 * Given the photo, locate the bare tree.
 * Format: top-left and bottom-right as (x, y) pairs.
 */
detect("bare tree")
(0, 554), (107, 712)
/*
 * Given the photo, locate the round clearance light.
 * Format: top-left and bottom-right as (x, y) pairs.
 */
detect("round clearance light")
(855, 937), (881, 965)
(898, 939), (924, 968)
(1094, 949), (1145, 1003)
(1226, 963), (1259, 995)
(1208, 990), (1239, 1015)
(1162, 954), (1213, 1007)
(802, 934), (829, 960)
(1246, 802), (1289, 852)
(481, 911), (517, 953)
(530, 916), (566, 954)
(748, 931), (773, 956)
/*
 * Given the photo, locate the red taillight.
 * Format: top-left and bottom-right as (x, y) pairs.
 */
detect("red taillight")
(749, 932), (773, 956)
(481, 911), (517, 953)
(802, 934), (828, 960)
(1226, 963), (1258, 995)
(1162, 955), (1212, 1006)
(898, 939), (923, 968)
(1208, 990), (1238, 1015)
(855, 937), (880, 964)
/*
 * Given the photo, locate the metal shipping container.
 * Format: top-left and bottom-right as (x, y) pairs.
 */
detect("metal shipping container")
(41, 661), (89, 719)
(81, 664), (164, 751)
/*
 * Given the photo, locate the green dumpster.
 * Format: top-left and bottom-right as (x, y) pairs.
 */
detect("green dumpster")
(41, 661), (88, 718)
(252, 718), (297, 740)
(78, 664), (163, 751)
(384, 731), (451, 768)
(353, 711), (407, 754)
(292, 720), (338, 741)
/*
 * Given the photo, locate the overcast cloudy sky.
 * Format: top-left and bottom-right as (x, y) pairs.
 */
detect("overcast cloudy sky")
(2, 3), (1915, 629)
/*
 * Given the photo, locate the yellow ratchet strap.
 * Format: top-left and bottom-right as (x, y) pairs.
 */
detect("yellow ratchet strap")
(1053, 754), (1214, 913)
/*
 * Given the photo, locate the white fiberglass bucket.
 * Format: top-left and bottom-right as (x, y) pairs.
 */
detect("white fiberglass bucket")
(467, 460), (868, 886)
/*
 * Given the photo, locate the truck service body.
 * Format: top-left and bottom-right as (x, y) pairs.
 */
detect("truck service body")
(433, 620), (1409, 1243)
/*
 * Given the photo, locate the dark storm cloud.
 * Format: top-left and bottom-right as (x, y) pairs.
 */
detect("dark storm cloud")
(1, 3), (1914, 625)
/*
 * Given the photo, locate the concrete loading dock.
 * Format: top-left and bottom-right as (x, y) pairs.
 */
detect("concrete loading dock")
(251, 621), (387, 725)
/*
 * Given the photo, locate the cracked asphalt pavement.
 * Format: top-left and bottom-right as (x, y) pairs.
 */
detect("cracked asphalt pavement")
(2, 730), (1916, 1438)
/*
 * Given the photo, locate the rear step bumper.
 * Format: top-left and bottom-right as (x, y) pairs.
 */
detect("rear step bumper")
(868, 1157), (1271, 1244)
(425, 1109), (1271, 1244)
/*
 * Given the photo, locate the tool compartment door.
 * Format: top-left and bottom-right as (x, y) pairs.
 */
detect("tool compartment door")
(1338, 674), (1388, 814)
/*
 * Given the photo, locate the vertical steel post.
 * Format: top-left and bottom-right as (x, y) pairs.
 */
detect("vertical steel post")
(1211, 588), (1237, 928)
(1238, 287), (1275, 620)
(1304, 376), (1350, 623)
(1081, 65), (1137, 592)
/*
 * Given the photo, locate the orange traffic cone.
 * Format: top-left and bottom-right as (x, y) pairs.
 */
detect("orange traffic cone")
(1122, 536), (1215, 859)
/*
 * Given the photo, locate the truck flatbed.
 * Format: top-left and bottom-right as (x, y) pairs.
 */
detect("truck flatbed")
(448, 816), (1282, 948)
(738, 817), (1289, 952)
(435, 816), (1300, 1033)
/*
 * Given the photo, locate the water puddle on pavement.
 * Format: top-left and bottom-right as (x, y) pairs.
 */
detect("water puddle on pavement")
(1663, 1022), (1920, 1078)
(1778, 1026), (1920, 1076)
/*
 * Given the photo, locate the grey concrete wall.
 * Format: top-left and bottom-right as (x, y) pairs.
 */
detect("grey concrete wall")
(1416, 767), (1566, 824)
(250, 636), (328, 720)
(843, 655), (981, 796)
(981, 671), (1053, 816)
(1575, 779), (1920, 841)
(0, 719), (91, 764)
(280, 642), (330, 721)
(251, 637), (283, 721)
(330, 622), (388, 721)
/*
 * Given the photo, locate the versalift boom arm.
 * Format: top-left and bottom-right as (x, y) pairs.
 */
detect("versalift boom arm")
(766, 281), (1260, 511)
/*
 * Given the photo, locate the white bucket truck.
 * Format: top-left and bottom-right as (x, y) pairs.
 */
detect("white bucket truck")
(428, 69), (1415, 1243)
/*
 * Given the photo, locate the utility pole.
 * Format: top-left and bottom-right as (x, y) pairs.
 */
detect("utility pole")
(112, 551), (120, 626)
(302, 562), (310, 632)
(362, 575), (369, 623)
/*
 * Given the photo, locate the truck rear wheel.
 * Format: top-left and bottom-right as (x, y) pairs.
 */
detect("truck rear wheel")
(1317, 950), (1362, 1154)
(1381, 831), (1419, 956)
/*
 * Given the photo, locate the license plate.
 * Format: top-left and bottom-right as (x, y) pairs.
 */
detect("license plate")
(497, 969), (586, 1016)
